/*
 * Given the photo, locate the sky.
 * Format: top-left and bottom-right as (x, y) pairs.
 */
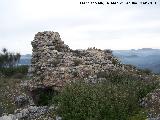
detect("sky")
(0, 0), (160, 54)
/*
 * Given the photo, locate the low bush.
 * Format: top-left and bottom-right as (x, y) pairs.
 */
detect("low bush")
(0, 65), (29, 78)
(53, 72), (158, 120)
(12, 73), (25, 79)
(136, 68), (152, 75)
(104, 49), (112, 54)
(111, 58), (119, 65)
(73, 58), (82, 66)
(142, 68), (152, 75)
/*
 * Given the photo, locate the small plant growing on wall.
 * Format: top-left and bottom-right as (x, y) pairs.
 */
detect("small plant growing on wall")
(73, 58), (82, 66)
(51, 58), (61, 67)
(111, 58), (119, 65)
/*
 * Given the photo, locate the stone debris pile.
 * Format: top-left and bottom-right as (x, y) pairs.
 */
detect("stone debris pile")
(0, 105), (57, 120)
(30, 31), (121, 90)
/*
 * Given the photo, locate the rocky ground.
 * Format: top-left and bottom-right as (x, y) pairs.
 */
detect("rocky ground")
(0, 78), (61, 120)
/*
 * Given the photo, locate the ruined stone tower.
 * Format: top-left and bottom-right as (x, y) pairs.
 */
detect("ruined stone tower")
(30, 31), (120, 90)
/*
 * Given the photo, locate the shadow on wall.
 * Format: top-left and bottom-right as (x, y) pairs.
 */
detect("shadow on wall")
(30, 87), (58, 106)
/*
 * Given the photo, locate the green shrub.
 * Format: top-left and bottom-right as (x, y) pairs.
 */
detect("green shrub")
(12, 73), (24, 79)
(111, 58), (119, 65)
(129, 109), (147, 120)
(104, 49), (112, 54)
(53, 72), (158, 120)
(142, 69), (152, 75)
(136, 68), (152, 75)
(0, 65), (29, 77)
(73, 58), (82, 66)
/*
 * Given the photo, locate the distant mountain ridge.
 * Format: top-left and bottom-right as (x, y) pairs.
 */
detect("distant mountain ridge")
(113, 48), (160, 74)
(19, 54), (31, 65)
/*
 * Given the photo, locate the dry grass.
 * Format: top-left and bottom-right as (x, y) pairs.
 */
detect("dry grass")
(0, 77), (28, 115)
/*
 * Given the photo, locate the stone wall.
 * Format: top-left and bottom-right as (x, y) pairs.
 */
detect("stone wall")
(30, 31), (121, 90)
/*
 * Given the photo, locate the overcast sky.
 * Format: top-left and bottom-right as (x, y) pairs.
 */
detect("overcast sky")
(0, 0), (160, 54)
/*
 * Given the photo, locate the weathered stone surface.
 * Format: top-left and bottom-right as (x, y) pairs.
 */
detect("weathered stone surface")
(15, 95), (29, 108)
(29, 31), (122, 91)
(0, 106), (48, 120)
(142, 89), (160, 120)
(0, 114), (16, 120)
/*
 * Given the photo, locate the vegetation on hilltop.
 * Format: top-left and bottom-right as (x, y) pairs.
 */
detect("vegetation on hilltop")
(0, 48), (29, 78)
(0, 48), (21, 68)
(52, 70), (159, 120)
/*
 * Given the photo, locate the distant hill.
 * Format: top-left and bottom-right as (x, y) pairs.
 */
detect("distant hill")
(19, 54), (31, 65)
(113, 48), (160, 74)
